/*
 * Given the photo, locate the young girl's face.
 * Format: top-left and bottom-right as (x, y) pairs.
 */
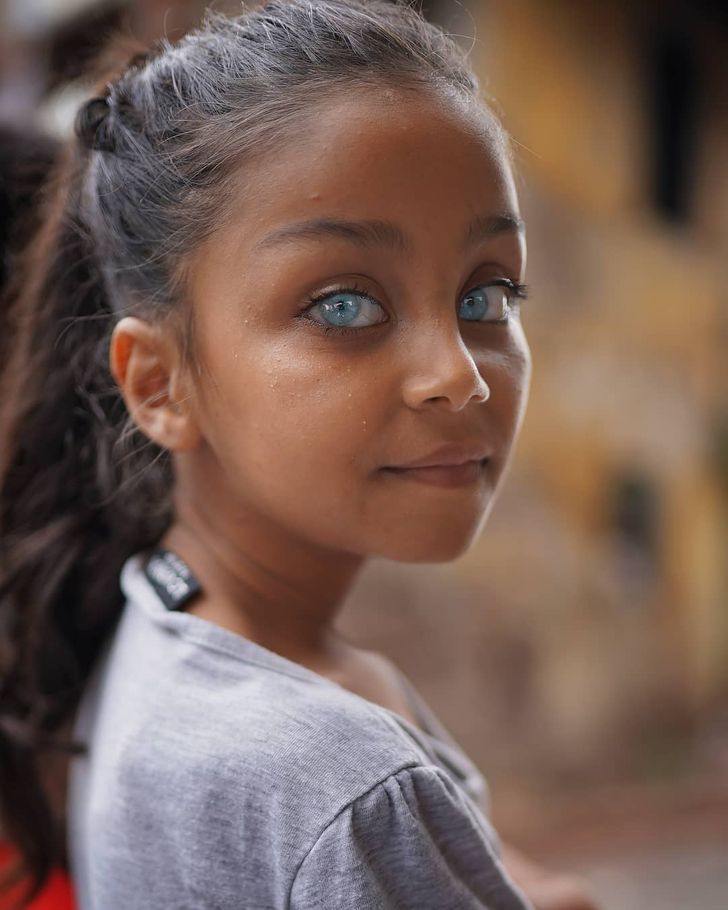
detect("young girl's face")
(179, 87), (531, 562)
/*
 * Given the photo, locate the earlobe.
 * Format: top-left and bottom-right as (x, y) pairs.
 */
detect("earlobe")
(109, 316), (201, 451)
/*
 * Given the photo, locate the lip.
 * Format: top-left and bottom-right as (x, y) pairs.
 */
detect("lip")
(379, 442), (493, 489)
(381, 459), (489, 488)
(382, 442), (493, 470)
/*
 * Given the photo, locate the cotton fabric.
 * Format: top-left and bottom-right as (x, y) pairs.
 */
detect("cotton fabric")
(67, 553), (532, 909)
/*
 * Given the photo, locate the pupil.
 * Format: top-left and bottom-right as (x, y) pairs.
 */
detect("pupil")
(325, 295), (360, 325)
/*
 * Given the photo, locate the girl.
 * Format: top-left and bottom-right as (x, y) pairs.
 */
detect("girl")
(0, 1), (597, 907)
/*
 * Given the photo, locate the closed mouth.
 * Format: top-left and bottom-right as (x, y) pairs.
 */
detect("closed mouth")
(379, 457), (490, 487)
(383, 456), (490, 472)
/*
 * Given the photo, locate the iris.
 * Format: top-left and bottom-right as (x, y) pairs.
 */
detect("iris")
(314, 292), (384, 328)
(459, 285), (506, 322)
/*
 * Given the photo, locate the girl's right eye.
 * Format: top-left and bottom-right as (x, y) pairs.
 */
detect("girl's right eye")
(302, 288), (388, 332)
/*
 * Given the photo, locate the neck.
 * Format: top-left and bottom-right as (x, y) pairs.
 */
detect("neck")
(160, 479), (365, 667)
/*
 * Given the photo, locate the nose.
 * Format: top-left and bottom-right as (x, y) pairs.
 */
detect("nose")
(400, 324), (491, 412)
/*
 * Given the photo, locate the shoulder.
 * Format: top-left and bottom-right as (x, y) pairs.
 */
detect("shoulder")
(188, 668), (427, 805)
(289, 762), (526, 910)
(92, 643), (428, 833)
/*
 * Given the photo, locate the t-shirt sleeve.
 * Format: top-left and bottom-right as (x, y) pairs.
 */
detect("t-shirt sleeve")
(288, 764), (533, 910)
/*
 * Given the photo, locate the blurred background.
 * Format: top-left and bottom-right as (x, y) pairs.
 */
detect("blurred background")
(1, 0), (727, 907)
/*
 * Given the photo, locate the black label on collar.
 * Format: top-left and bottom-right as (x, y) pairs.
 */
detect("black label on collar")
(144, 548), (202, 611)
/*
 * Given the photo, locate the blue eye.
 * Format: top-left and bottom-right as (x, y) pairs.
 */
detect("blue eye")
(301, 280), (527, 334)
(459, 281), (524, 323)
(305, 289), (386, 330)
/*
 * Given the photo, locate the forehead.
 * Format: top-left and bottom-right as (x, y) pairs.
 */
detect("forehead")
(217, 87), (520, 249)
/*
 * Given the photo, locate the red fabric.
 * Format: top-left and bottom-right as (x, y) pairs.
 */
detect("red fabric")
(0, 843), (75, 910)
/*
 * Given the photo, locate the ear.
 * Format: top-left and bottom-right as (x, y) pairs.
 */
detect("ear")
(109, 316), (201, 451)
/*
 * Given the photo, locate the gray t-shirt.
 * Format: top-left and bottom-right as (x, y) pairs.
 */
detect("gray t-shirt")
(67, 553), (533, 909)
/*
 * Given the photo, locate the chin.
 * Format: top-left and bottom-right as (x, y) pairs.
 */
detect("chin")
(364, 459), (505, 564)
(376, 512), (493, 564)
(398, 540), (478, 564)
(373, 478), (502, 562)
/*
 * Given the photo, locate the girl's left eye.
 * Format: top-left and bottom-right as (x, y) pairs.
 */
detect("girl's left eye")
(458, 280), (529, 323)
(302, 288), (387, 332)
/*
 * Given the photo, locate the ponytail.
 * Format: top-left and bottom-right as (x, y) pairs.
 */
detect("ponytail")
(0, 133), (170, 901)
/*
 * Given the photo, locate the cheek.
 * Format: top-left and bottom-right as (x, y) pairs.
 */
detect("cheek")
(501, 319), (532, 388)
(510, 323), (533, 415)
(486, 323), (531, 419)
(198, 339), (382, 495)
(445, 327), (531, 480)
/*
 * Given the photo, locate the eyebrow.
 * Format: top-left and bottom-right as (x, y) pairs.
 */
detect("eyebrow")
(254, 212), (524, 254)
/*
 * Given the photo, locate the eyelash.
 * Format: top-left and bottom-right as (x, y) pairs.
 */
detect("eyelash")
(299, 279), (530, 336)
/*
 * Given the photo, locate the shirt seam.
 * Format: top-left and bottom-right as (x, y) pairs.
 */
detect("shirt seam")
(125, 559), (327, 688)
(176, 626), (329, 687)
(147, 601), (492, 815)
(167, 622), (455, 762)
(285, 760), (424, 910)
(126, 559), (481, 784)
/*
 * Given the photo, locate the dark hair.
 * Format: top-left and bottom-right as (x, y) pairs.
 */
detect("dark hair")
(0, 126), (59, 372)
(0, 125), (59, 281)
(0, 0), (493, 900)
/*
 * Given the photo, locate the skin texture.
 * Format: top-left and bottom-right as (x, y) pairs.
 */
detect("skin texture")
(110, 87), (598, 910)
